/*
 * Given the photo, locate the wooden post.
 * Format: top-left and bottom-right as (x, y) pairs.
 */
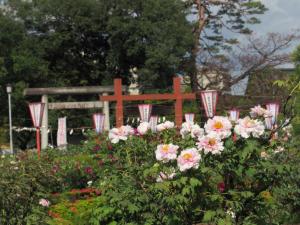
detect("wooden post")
(114, 79), (124, 127)
(102, 93), (110, 130)
(174, 77), (183, 127)
(36, 128), (41, 158)
(41, 95), (48, 149)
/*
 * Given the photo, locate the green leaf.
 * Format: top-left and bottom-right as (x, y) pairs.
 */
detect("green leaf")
(203, 210), (216, 222)
(190, 178), (202, 187)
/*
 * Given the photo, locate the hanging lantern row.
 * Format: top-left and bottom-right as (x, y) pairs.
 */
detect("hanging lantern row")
(27, 93), (280, 158)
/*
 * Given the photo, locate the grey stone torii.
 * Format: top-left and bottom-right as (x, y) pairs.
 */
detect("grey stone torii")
(24, 85), (125, 149)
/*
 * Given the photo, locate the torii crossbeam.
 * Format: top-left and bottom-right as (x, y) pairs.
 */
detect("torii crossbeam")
(100, 77), (196, 127)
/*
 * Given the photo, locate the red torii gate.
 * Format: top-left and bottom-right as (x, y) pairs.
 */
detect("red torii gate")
(100, 77), (196, 127)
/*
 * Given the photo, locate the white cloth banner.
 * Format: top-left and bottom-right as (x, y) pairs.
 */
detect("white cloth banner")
(57, 117), (67, 148)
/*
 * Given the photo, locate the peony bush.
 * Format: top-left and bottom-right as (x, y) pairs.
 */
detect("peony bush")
(85, 106), (299, 225)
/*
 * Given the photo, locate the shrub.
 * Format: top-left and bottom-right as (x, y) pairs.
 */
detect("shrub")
(84, 114), (300, 224)
(0, 152), (61, 224)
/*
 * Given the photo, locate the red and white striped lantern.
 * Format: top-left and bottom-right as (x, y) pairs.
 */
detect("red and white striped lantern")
(200, 90), (218, 118)
(184, 113), (195, 124)
(266, 102), (280, 127)
(228, 108), (240, 122)
(149, 116), (158, 132)
(93, 113), (105, 134)
(138, 104), (152, 122)
(28, 102), (45, 158)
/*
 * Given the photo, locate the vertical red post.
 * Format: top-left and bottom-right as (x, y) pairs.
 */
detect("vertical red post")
(114, 79), (124, 127)
(174, 77), (183, 127)
(36, 128), (41, 158)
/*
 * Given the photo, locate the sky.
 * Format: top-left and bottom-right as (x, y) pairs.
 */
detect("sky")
(231, 0), (300, 95)
(255, 0), (300, 36)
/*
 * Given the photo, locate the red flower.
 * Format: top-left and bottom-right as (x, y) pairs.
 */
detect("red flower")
(217, 182), (225, 193)
(93, 145), (101, 152)
(84, 166), (93, 175)
(107, 144), (113, 151)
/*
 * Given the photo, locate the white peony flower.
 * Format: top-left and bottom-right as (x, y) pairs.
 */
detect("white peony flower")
(156, 169), (176, 182)
(191, 124), (205, 138)
(157, 121), (175, 132)
(180, 122), (204, 138)
(234, 117), (265, 139)
(108, 125), (135, 144)
(137, 122), (150, 135)
(250, 105), (272, 118)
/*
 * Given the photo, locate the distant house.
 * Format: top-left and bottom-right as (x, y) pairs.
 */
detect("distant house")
(245, 64), (295, 96)
(180, 68), (228, 92)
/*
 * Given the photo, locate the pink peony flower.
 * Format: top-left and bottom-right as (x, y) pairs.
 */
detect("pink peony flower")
(197, 133), (224, 155)
(108, 125), (134, 144)
(204, 116), (232, 139)
(39, 199), (50, 207)
(234, 116), (265, 138)
(137, 122), (150, 135)
(157, 121), (175, 132)
(177, 148), (201, 172)
(155, 144), (179, 162)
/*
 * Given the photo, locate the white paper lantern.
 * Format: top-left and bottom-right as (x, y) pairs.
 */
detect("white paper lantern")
(228, 108), (240, 122)
(138, 104), (152, 122)
(184, 113), (195, 123)
(266, 102), (280, 126)
(200, 90), (218, 118)
(149, 116), (158, 132)
(93, 113), (105, 134)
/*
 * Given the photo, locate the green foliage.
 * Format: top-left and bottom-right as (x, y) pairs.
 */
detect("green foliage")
(72, 129), (299, 225)
(0, 126), (299, 224)
(0, 0), (194, 148)
(0, 152), (61, 224)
